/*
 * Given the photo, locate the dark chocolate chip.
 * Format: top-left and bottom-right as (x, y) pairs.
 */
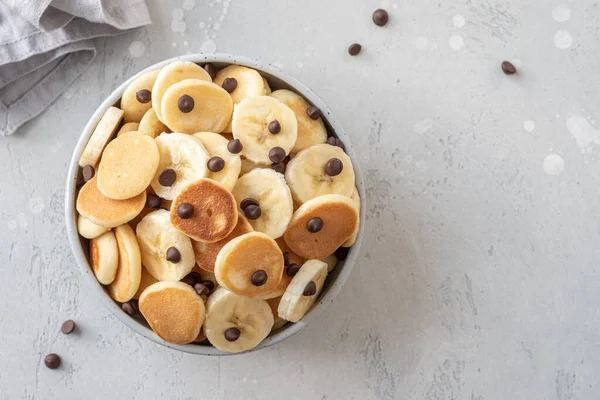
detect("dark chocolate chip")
(271, 162), (286, 174)
(182, 275), (197, 287)
(283, 252), (290, 266)
(82, 165), (95, 182)
(348, 43), (362, 56)
(189, 272), (203, 282)
(44, 354), (61, 369)
(307, 106), (321, 120)
(224, 327), (241, 342)
(303, 281), (317, 296)
(178, 94), (195, 113)
(251, 270), (267, 286)
(244, 204), (262, 220)
(122, 301), (137, 316)
(207, 156), (225, 172)
(131, 299), (140, 314)
(201, 280), (215, 292)
(222, 77), (238, 93)
(327, 136), (346, 151)
(286, 263), (301, 277)
(166, 247), (181, 263)
(325, 158), (344, 176)
(204, 63), (217, 80)
(372, 9), (389, 26)
(334, 246), (349, 261)
(61, 320), (75, 334)
(194, 282), (210, 296)
(177, 202), (194, 219)
(136, 89), (152, 104)
(307, 217), (323, 233)
(240, 197), (259, 210)
(227, 139), (243, 154)
(145, 193), (161, 209)
(269, 147), (286, 163)
(158, 168), (176, 186)
(501, 61), (517, 75)
(268, 120), (281, 134)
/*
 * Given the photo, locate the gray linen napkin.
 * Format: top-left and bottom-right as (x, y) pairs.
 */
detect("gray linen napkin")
(0, 0), (151, 136)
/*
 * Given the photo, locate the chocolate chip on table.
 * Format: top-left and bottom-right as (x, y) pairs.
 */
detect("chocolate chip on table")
(194, 282), (210, 296)
(182, 275), (197, 287)
(145, 193), (162, 209)
(348, 43), (362, 56)
(325, 158), (344, 176)
(240, 197), (259, 210)
(286, 263), (301, 277)
(372, 9), (389, 26)
(44, 353), (61, 369)
(82, 165), (95, 182)
(501, 61), (517, 75)
(269, 147), (286, 163)
(122, 301), (137, 316)
(283, 252), (290, 266)
(166, 247), (181, 263)
(306, 106), (321, 120)
(244, 204), (262, 220)
(227, 139), (243, 154)
(334, 246), (349, 261)
(326, 136), (346, 151)
(136, 89), (152, 104)
(307, 217), (323, 233)
(177, 202), (194, 219)
(178, 94), (195, 113)
(251, 270), (267, 286)
(158, 168), (176, 186)
(224, 327), (241, 342)
(271, 162), (286, 174)
(222, 77), (238, 93)
(207, 156), (225, 172)
(268, 120), (281, 134)
(201, 280), (215, 292)
(303, 281), (317, 296)
(61, 320), (75, 335)
(204, 63), (217, 80)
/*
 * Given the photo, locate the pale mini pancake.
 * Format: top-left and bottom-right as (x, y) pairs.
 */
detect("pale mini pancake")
(283, 194), (358, 259)
(116, 122), (139, 137)
(96, 132), (159, 200)
(255, 237), (304, 300)
(267, 296), (288, 331)
(193, 132), (242, 191)
(194, 328), (207, 343)
(342, 186), (360, 247)
(133, 266), (159, 299)
(78, 106), (123, 168)
(214, 232), (284, 298)
(76, 176), (146, 228)
(77, 214), (109, 239)
(107, 224), (142, 302)
(121, 69), (161, 123)
(192, 213), (253, 272)
(89, 231), (118, 285)
(138, 108), (169, 138)
(170, 178), (238, 243)
(161, 79), (233, 134)
(139, 281), (205, 344)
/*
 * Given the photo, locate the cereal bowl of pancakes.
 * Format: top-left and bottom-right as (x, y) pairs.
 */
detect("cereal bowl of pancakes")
(65, 54), (365, 355)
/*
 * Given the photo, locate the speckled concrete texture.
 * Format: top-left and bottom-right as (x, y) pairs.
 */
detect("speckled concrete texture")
(1, 0), (599, 399)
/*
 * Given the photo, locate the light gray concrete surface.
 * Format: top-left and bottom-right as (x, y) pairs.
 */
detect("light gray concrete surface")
(1, 0), (599, 399)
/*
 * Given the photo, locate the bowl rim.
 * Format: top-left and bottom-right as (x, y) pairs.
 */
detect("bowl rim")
(65, 53), (366, 356)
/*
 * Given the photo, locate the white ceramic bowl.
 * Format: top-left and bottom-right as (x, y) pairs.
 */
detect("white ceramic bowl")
(65, 54), (366, 355)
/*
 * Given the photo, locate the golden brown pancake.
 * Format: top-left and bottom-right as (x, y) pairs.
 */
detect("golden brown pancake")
(256, 238), (304, 300)
(107, 224), (142, 302)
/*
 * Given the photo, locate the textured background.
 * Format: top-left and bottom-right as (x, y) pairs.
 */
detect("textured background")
(1, 0), (600, 399)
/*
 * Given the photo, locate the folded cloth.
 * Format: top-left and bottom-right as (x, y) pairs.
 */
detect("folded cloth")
(0, 0), (151, 136)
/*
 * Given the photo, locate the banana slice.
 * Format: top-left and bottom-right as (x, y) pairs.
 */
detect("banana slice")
(136, 210), (195, 281)
(77, 214), (109, 239)
(285, 143), (355, 204)
(278, 259), (327, 323)
(193, 132), (241, 191)
(138, 108), (169, 138)
(270, 89), (327, 153)
(121, 69), (161, 123)
(204, 288), (273, 353)
(321, 254), (338, 273)
(116, 122), (139, 137)
(231, 168), (293, 239)
(342, 186), (360, 247)
(262, 77), (272, 95)
(78, 106), (123, 168)
(107, 224), (142, 302)
(150, 132), (209, 200)
(90, 231), (118, 285)
(152, 61), (212, 121)
(232, 96), (298, 164)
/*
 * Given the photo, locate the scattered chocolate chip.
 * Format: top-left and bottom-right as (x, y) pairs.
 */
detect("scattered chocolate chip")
(82, 165), (94, 182)
(240, 197), (259, 210)
(307, 217), (323, 233)
(501, 61), (517, 75)
(194, 282), (210, 296)
(44, 354), (61, 369)
(182, 275), (197, 287)
(244, 204), (262, 220)
(251, 270), (267, 286)
(227, 139), (243, 154)
(372, 9), (389, 26)
(307, 105), (321, 120)
(201, 280), (215, 292)
(325, 158), (344, 176)
(286, 263), (301, 277)
(207, 156), (225, 172)
(178, 94), (195, 113)
(145, 193), (161, 209)
(334, 246), (349, 261)
(268, 120), (281, 134)
(348, 43), (362, 56)
(283, 252), (290, 266)
(136, 89), (152, 104)
(166, 247), (181, 263)
(271, 162), (286, 174)
(224, 327), (241, 342)
(222, 77), (238, 93)
(177, 203), (194, 219)
(204, 63), (217, 80)
(61, 320), (75, 334)
(158, 168), (176, 186)
(269, 147), (286, 163)
(303, 281), (317, 296)
(326, 136), (346, 151)
(122, 301), (137, 316)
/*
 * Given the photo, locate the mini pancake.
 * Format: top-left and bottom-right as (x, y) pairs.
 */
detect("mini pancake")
(77, 213), (109, 239)
(116, 122), (140, 137)
(255, 237), (304, 300)
(138, 108), (169, 138)
(78, 106), (123, 168)
(107, 224), (142, 302)
(121, 69), (161, 123)
(134, 266), (159, 299)
(267, 296), (288, 331)
(342, 186), (360, 247)
(90, 231), (118, 285)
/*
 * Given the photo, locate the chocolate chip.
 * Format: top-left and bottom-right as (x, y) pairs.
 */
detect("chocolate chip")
(224, 327), (241, 342)
(334, 246), (349, 261)
(44, 354), (61, 369)
(222, 77), (238, 93)
(61, 320), (75, 334)
(204, 63), (217, 80)
(177, 202), (194, 219)
(189, 272), (202, 282)
(303, 281), (317, 296)
(158, 168), (176, 186)
(122, 301), (137, 315)
(325, 158), (343, 176)
(271, 162), (286, 174)
(307, 217), (323, 233)
(348, 43), (362, 56)
(269, 147), (286, 163)
(145, 193), (161, 209)
(240, 197), (259, 210)
(327, 136), (346, 151)
(207, 156), (225, 172)
(227, 139), (243, 154)
(131, 299), (140, 314)
(166, 247), (181, 263)
(244, 204), (262, 220)
(372, 9), (389, 26)
(82, 165), (94, 182)
(286, 263), (301, 277)
(307, 106), (321, 120)
(251, 270), (267, 286)
(194, 282), (210, 296)
(501, 61), (517, 75)
(182, 275), (197, 287)
(201, 280), (215, 292)
(136, 89), (152, 104)
(268, 120), (281, 134)
(178, 94), (195, 113)
(283, 252), (290, 266)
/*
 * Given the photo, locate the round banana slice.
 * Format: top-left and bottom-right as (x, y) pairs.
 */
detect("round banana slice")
(150, 132), (209, 200)
(152, 61), (212, 121)
(90, 231), (118, 285)
(321, 254), (338, 273)
(77, 214), (109, 239)
(136, 210), (195, 281)
(116, 122), (139, 137)
(134, 267), (159, 299)
(107, 224), (142, 302)
(278, 259), (327, 323)
(78, 106), (123, 168)
(285, 143), (355, 204)
(121, 69), (161, 123)
(193, 132), (241, 191)
(204, 288), (273, 353)
(270, 89), (327, 153)
(255, 237), (304, 300)
(342, 186), (360, 247)
(138, 108), (169, 138)
(161, 79), (233, 134)
(232, 96), (297, 164)
(231, 168), (293, 239)
(139, 281), (205, 344)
